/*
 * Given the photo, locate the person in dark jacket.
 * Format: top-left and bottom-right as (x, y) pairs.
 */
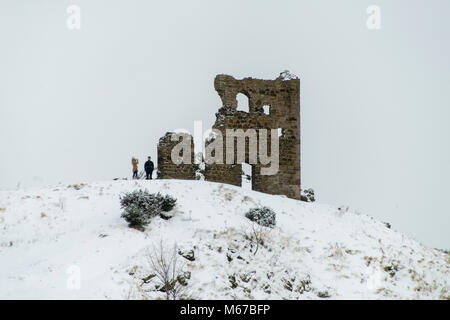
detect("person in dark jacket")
(144, 156), (154, 180)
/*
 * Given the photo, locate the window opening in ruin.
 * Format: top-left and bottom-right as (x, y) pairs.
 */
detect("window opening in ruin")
(236, 93), (249, 112)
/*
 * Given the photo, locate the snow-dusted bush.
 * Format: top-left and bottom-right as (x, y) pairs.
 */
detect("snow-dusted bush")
(160, 194), (177, 212)
(120, 190), (177, 229)
(300, 188), (315, 202)
(245, 206), (276, 228)
(120, 190), (160, 228)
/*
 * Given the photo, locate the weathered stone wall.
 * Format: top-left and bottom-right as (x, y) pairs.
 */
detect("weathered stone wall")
(157, 73), (301, 200)
(204, 74), (301, 199)
(157, 132), (196, 180)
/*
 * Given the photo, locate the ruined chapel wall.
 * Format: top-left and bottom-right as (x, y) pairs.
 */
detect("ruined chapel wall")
(205, 74), (301, 199)
(156, 73), (301, 200)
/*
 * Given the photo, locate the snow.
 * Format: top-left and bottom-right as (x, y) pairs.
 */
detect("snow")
(0, 180), (448, 299)
(278, 70), (299, 81)
(172, 128), (191, 135)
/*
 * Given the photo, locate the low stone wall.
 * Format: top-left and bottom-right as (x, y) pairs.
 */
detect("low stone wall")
(157, 132), (196, 180)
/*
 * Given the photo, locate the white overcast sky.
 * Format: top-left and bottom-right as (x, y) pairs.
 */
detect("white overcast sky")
(0, 0), (449, 249)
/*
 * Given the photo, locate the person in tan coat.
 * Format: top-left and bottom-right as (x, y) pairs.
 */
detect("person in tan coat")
(131, 157), (139, 179)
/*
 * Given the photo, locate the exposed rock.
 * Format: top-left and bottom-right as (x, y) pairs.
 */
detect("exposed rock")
(160, 211), (174, 220)
(178, 249), (195, 261)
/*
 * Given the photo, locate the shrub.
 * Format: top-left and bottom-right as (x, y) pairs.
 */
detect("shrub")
(245, 206), (276, 228)
(300, 188), (315, 202)
(160, 194), (177, 212)
(244, 221), (271, 255)
(146, 241), (190, 300)
(120, 190), (177, 229)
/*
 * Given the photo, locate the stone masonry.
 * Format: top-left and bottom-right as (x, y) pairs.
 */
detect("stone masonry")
(157, 72), (301, 199)
(157, 132), (196, 180)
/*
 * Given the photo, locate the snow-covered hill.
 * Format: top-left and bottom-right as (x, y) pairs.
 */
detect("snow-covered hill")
(0, 180), (448, 299)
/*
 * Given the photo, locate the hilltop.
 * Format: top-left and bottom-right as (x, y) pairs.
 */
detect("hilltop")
(0, 180), (448, 299)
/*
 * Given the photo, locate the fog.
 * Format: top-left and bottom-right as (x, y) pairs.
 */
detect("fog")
(0, 0), (449, 248)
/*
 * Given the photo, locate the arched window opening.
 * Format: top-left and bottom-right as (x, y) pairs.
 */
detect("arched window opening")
(236, 93), (249, 112)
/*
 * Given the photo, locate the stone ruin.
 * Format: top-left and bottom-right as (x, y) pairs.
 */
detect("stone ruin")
(157, 72), (301, 200)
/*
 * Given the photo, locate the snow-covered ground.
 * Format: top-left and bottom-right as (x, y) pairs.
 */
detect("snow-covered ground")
(0, 180), (448, 299)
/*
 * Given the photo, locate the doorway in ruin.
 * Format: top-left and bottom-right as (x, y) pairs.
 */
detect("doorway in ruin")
(241, 163), (252, 190)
